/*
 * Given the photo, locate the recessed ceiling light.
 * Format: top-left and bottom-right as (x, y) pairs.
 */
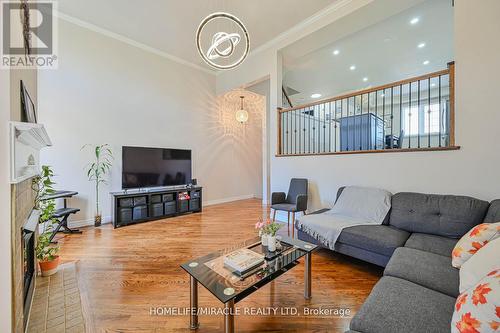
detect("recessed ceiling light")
(410, 17), (420, 25)
(311, 93), (322, 99)
(423, 60), (430, 65)
(350, 65), (356, 71)
(418, 42), (426, 48)
(333, 49), (340, 55)
(363, 77), (368, 82)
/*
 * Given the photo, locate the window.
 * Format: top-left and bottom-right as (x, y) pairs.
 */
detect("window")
(403, 103), (447, 136)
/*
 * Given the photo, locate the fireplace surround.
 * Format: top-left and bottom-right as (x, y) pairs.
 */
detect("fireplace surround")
(22, 209), (38, 327)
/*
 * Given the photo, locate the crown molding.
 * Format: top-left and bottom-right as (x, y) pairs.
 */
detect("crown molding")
(215, 0), (364, 76)
(54, 11), (216, 76)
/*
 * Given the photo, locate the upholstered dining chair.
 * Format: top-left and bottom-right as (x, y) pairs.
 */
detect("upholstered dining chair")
(271, 178), (308, 231)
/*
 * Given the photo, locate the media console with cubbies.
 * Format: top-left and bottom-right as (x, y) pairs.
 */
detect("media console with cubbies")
(111, 186), (202, 228)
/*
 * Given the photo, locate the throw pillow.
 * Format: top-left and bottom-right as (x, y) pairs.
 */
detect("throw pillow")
(452, 269), (500, 333)
(452, 222), (500, 268)
(460, 237), (500, 293)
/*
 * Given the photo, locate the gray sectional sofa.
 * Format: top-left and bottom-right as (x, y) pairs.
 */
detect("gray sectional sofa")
(296, 187), (500, 333)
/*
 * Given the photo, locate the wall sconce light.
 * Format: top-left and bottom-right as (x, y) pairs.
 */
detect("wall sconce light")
(235, 96), (249, 123)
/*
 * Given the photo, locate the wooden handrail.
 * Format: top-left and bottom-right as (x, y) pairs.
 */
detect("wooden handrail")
(276, 62), (457, 156)
(280, 62), (455, 113)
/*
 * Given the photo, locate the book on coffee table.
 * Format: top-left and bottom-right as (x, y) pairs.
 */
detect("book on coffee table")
(223, 248), (264, 276)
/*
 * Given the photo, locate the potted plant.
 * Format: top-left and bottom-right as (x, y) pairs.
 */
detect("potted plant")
(82, 144), (113, 226)
(32, 165), (60, 275)
(36, 231), (60, 276)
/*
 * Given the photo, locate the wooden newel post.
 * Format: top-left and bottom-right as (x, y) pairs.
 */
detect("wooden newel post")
(277, 107), (283, 155)
(447, 61), (455, 147)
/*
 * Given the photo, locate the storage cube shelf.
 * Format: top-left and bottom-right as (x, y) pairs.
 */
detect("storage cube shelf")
(111, 187), (202, 228)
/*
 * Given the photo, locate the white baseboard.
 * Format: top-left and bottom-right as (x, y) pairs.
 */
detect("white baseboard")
(204, 194), (256, 206)
(67, 195), (257, 228)
(68, 215), (112, 229)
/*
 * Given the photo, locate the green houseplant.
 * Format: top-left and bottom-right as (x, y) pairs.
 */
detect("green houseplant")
(35, 231), (60, 276)
(82, 144), (113, 226)
(32, 165), (60, 276)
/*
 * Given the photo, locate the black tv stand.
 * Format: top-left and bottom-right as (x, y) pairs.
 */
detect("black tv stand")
(110, 186), (202, 228)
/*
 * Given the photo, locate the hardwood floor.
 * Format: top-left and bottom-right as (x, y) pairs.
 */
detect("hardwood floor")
(55, 199), (382, 333)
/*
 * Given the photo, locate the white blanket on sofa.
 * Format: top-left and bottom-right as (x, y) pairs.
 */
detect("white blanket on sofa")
(296, 186), (392, 250)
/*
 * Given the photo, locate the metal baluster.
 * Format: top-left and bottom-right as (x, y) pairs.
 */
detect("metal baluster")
(360, 94), (363, 151)
(428, 77), (431, 148)
(408, 83), (411, 149)
(298, 108), (301, 154)
(323, 104), (326, 153)
(353, 96), (357, 151)
(317, 104), (321, 153)
(383, 89), (386, 149)
(390, 87), (394, 149)
(417, 80), (421, 148)
(334, 100), (338, 152)
(307, 106), (314, 154)
(347, 98), (350, 151)
(285, 112), (288, 154)
(439, 75), (442, 147)
(400, 84), (403, 149)
(367, 92), (370, 151)
(375, 92), (378, 150)
(328, 102), (332, 153)
(293, 109), (295, 154)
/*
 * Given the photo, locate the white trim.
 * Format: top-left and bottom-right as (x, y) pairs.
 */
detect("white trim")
(68, 215), (112, 229)
(67, 196), (256, 227)
(204, 194), (255, 206)
(214, 0), (358, 76)
(54, 11), (216, 76)
(251, 0), (356, 56)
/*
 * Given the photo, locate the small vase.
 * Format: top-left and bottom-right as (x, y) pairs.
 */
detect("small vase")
(268, 235), (276, 252)
(261, 234), (268, 246)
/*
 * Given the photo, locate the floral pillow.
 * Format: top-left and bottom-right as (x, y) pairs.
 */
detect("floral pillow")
(452, 222), (500, 268)
(452, 269), (500, 333)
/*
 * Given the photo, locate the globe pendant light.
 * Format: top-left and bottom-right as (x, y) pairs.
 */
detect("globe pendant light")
(235, 96), (249, 123)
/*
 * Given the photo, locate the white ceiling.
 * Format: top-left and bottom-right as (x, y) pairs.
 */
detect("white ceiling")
(57, 0), (337, 70)
(282, 0), (454, 105)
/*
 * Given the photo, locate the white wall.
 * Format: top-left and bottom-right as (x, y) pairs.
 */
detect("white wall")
(217, 0), (500, 218)
(39, 19), (262, 225)
(0, 65), (12, 333)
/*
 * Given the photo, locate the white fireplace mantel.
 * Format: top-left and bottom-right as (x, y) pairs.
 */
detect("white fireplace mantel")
(9, 122), (52, 184)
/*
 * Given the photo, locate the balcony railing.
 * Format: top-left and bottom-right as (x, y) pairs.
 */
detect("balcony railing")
(277, 62), (459, 156)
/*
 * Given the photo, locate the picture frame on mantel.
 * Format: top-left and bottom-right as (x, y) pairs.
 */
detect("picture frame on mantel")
(20, 80), (37, 123)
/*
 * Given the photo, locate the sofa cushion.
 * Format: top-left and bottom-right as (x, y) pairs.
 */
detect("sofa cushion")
(389, 192), (489, 238)
(350, 276), (456, 333)
(484, 199), (500, 222)
(384, 247), (459, 297)
(337, 225), (410, 257)
(404, 233), (457, 257)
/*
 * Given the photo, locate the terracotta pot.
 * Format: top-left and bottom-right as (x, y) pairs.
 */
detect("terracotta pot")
(39, 256), (60, 277)
(95, 214), (102, 227)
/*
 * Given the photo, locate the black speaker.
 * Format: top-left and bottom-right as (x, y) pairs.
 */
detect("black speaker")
(191, 179), (197, 186)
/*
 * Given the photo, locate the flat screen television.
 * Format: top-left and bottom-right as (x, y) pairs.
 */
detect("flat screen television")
(122, 146), (192, 189)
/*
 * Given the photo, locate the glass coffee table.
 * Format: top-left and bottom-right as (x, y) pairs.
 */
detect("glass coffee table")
(180, 235), (317, 333)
